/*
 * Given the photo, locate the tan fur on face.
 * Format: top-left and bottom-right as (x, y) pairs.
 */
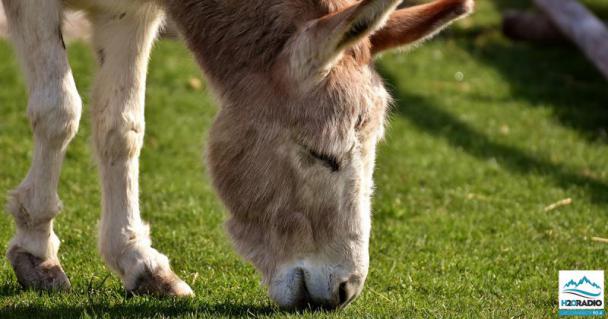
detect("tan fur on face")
(165, 0), (390, 279)
(163, 0), (473, 306)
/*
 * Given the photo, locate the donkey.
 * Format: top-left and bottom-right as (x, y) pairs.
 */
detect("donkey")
(2, 0), (473, 310)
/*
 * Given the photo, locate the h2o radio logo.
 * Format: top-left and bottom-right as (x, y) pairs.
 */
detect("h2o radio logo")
(559, 270), (604, 316)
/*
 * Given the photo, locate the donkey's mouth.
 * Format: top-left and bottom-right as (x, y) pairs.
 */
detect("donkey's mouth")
(274, 266), (360, 311)
(292, 268), (312, 309)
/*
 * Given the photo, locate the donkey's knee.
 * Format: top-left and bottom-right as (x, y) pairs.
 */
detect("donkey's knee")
(92, 111), (144, 162)
(28, 84), (82, 149)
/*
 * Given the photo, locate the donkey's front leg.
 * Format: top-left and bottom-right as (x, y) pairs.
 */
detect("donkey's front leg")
(90, 6), (193, 297)
(3, 0), (80, 291)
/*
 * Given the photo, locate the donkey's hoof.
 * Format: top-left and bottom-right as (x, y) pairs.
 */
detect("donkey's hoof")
(7, 247), (71, 292)
(127, 267), (194, 297)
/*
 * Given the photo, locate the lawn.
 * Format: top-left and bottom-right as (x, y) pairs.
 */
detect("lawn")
(1, 1), (607, 318)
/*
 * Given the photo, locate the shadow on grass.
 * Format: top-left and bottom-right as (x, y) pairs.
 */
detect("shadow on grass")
(455, 31), (608, 143)
(1, 301), (276, 319)
(0, 282), (21, 298)
(0, 279), (278, 318)
(0, 283), (343, 318)
(439, 0), (608, 143)
(0, 282), (279, 318)
(377, 63), (608, 206)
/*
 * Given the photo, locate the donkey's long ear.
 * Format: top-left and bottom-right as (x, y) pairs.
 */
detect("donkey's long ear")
(371, 0), (474, 55)
(289, 0), (401, 83)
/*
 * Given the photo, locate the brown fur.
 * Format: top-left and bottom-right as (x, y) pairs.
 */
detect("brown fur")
(371, 0), (475, 54)
(166, 0), (386, 274)
(162, 0), (473, 308)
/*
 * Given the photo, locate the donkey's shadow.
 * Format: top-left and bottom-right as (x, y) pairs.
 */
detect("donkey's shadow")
(2, 304), (275, 319)
(0, 283), (278, 319)
(0, 279), (279, 318)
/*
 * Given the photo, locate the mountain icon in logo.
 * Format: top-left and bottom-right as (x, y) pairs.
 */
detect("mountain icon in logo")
(563, 276), (602, 299)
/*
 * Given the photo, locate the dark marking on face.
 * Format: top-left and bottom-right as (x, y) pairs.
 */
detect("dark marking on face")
(309, 148), (341, 172)
(355, 114), (365, 130)
(111, 12), (127, 20)
(97, 49), (105, 66)
(58, 25), (66, 50)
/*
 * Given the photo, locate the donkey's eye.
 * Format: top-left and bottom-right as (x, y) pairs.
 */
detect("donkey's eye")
(308, 148), (341, 172)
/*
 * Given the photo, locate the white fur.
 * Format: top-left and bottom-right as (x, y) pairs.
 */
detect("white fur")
(3, 0), (81, 261)
(3, 0), (191, 294)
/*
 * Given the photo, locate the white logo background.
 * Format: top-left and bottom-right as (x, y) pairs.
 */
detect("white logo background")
(559, 270), (604, 310)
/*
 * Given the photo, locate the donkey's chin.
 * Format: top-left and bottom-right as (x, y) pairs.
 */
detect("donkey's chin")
(268, 263), (365, 311)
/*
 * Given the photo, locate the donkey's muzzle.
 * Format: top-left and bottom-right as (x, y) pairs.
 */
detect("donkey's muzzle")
(270, 266), (364, 311)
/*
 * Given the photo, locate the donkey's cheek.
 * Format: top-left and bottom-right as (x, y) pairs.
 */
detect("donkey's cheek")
(272, 212), (315, 249)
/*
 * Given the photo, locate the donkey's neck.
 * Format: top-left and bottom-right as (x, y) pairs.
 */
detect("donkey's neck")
(163, 1), (300, 99)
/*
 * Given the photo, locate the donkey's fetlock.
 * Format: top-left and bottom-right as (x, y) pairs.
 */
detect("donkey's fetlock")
(120, 247), (194, 298)
(127, 265), (194, 297)
(7, 185), (63, 261)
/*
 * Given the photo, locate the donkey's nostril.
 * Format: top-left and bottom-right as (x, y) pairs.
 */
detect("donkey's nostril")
(297, 268), (311, 302)
(338, 281), (349, 305)
(336, 278), (360, 308)
(271, 267), (364, 310)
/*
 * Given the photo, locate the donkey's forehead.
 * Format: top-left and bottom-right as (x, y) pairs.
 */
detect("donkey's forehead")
(288, 66), (389, 144)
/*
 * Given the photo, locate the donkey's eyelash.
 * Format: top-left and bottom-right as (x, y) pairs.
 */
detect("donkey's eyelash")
(308, 148), (341, 172)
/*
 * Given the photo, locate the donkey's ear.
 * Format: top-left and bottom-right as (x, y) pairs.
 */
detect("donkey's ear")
(289, 0), (401, 83)
(371, 0), (474, 55)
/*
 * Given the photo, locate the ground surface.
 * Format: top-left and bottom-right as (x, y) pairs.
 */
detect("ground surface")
(1, 1), (608, 318)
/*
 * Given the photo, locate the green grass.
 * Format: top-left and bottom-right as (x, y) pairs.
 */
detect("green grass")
(1, 1), (607, 318)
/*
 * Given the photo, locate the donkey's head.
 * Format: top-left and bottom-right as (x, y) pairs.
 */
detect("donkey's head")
(202, 0), (474, 309)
